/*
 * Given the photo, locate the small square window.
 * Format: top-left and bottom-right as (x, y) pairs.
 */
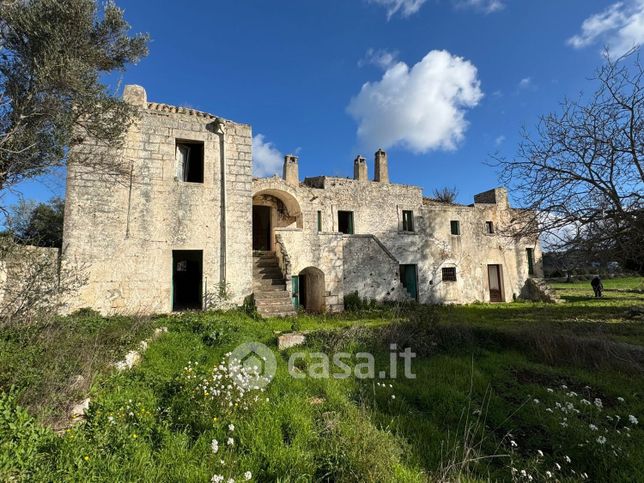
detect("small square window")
(450, 220), (460, 235)
(338, 211), (354, 234)
(402, 210), (414, 232)
(176, 140), (204, 183)
(442, 267), (457, 282)
(485, 221), (494, 234)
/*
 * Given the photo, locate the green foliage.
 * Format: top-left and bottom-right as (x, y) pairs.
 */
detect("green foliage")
(343, 291), (377, 312)
(0, 278), (642, 481)
(0, 311), (157, 427)
(7, 197), (65, 247)
(0, 391), (56, 480)
(0, 0), (148, 194)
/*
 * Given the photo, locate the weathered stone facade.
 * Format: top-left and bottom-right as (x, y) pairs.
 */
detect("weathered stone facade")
(59, 85), (542, 315)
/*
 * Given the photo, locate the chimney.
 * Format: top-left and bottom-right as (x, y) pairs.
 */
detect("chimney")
(353, 155), (367, 181)
(122, 84), (147, 107)
(283, 154), (299, 185)
(374, 148), (389, 183)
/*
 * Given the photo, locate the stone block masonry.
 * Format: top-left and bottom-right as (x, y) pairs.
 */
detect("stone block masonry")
(49, 84), (544, 316)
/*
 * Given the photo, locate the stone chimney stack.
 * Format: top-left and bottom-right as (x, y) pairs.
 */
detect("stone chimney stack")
(353, 155), (367, 181)
(374, 148), (389, 183)
(122, 84), (147, 107)
(283, 155), (299, 186)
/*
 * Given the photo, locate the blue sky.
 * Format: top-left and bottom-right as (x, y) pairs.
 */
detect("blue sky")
(11, 0), (644, 207)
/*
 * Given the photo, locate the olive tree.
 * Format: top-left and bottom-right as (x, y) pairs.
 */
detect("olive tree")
(0, 0), (148, 206)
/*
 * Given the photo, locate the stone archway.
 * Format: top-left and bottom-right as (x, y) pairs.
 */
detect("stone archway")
(252, 189), (303, 251)
(298, 266), (325, 313)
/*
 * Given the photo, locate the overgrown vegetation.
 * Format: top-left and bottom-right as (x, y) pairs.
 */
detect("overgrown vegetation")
(0, 278), (642, 481)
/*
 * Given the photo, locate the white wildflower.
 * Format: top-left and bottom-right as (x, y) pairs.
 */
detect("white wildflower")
(629, 415), (638, 425)
(391, 395), (396, 400)
(545, 471), (552, 478)
(533, 399), (540, 404)
(510, 440), (518, 448)
(618, 397), (625, 402)
(537, 449), (544, 457)
(228, 424), (235, 431)
(244, 471), (252, 480)
(564, 455), (571, 463)
(597, 436), (607, 444)
(211, 476), (224, 483)
(589, 424), (598, 431)
(227, 437), (234, 446)
(211, 439), (219, 454)
(594, 398), (603, 409)
(547, 388), (554, 393)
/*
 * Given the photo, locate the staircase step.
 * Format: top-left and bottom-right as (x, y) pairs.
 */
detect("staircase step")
(255, 290), (291, 299)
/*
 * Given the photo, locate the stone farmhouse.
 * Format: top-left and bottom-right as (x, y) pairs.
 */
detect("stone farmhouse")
(60, 85), (543, 317)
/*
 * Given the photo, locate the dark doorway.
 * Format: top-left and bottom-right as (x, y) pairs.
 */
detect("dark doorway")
(252, 205), (271, 250)
(338, 211), (354, 234)
(299, 273), (308, 309)
(487, 264), (503, 302)
(399, 264), (418, 300)
(173, 250), (203, 311)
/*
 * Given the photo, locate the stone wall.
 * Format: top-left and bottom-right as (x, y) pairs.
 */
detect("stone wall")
(59, 85), (542, 315)
(342, 235), (410, 301)
(0, 244), (63, 319)
(252, 173), (542, 308)
(62, 86), (252, 315)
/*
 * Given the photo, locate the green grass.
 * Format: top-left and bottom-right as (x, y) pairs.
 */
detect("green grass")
(0, 312), (158, 428)
(1, 277), (643, 481)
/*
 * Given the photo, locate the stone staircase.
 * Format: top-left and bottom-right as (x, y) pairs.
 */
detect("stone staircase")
(253, 251), (296, 317)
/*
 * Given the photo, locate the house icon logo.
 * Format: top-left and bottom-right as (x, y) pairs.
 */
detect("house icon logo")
(228, 341), (277, 389)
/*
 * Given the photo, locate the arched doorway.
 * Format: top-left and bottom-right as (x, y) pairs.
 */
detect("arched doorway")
(252, 189), (302, 251)
(297, 266), (325, 313)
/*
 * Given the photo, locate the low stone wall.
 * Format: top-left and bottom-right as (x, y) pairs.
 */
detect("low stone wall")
(342, 235), (410, 302)
(0, 244), (64, 321)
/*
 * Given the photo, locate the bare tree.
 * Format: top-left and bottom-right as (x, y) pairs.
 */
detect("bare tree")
(432, 187), (459, 204)
(494, 49), (644, 274)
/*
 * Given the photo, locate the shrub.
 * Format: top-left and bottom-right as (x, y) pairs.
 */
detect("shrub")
(0, 391), (55, 480)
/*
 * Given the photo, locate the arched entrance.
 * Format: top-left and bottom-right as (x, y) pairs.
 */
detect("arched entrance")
(297, 266), (325, 313)
(252, 189), (302, 251)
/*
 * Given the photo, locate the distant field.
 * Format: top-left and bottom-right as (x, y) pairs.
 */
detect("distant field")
(1, 277), (643, 481)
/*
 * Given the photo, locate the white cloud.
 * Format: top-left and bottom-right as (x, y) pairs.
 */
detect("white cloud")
(495, 135), (506, 146)
(454, 0), (505, 14)
(368, 0), (427, 19)
(347, 50), (483, 153)
(359, 48), (399, 70)
(568, 0), (644, 56)
(252, 134), (283, 177)
(518, 77), (533, 89)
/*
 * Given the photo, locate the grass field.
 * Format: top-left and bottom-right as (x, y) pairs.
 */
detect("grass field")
(1, 277), (642, 481)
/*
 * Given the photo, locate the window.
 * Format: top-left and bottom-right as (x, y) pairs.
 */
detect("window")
(176, 140), (204, 183)
(526, 248), (535, 275)
(485, 221), (494, 234)
(442, 267), (457, 282)
(402, 210), (414, 232)
(317, 211), (322, 232)
(450, 220), (460, 235)
(338, 211), (354, 234)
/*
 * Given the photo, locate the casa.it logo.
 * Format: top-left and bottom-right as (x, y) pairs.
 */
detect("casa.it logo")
(228, 342), (277, 390)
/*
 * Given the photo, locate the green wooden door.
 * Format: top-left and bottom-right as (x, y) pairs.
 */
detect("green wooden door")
(400, 265), (418, 300)
(291, 276), (300, 308)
